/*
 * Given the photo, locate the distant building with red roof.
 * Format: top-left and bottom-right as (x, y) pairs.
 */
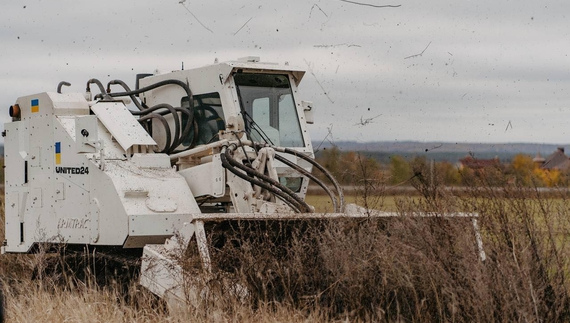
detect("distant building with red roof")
(458, 156), (501, 170)
(539, 147), (570, 171)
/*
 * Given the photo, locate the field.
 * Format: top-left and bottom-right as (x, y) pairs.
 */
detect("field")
(305, 194), (399, 213)
(1, 184), (570, 322)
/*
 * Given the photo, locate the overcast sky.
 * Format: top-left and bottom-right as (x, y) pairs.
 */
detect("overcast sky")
(1, 0), (569, 144)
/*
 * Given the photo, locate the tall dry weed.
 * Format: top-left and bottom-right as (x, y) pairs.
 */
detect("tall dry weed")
(1, 172), (570, 321)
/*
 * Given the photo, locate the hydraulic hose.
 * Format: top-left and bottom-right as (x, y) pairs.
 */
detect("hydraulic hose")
(275, 147), (345, 213)
(89, 77), (202, 152)
(170, 107), (194, 153)
(169, 112), (196, 154)
(225, 144), (308, 210)
(57, 81), (71, 94)
(106, 80), (145, 111)
(143, 104), (180, 151)
(132, 104), (196, 153)
(138, 114), (172, 154)
(222, 143), (313, 213)
(107, 79), (196, 152)
(86, 79), (110, 100)
(220, 149), (302, 213)
(107, 79), (193, 113)
(274, 154), (339, 213)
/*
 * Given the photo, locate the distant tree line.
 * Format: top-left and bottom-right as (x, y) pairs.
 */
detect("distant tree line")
(314, 147), (567, 188)
(0, 151), (562, 189)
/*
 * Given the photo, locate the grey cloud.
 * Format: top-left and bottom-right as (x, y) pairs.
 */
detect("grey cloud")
(1, 0), (570, 144)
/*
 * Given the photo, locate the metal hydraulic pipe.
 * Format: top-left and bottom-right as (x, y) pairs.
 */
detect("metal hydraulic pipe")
(169, 139), (230, 161)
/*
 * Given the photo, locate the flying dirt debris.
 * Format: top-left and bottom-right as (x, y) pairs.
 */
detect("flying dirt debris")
(2, 56), (483, 306)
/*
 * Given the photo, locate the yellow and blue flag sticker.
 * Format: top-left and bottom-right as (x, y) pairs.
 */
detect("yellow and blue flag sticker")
(55, 142), (61, 164)
(31, 99), (39, 113)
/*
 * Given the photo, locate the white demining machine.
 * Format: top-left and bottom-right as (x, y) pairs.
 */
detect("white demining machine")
(2, 57), (483, 303)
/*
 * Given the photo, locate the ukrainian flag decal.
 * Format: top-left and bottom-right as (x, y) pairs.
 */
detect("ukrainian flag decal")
(55, 142), (61, 165)
(31, 99), (39, 113)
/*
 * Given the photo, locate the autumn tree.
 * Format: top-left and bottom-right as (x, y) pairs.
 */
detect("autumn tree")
(533, 168), (562, 187)
(315, 148), (383, 185)
(437, 161), (461, 186)
(389, 155), (412, 185)
(510, 154), (534, 185)
(315, 146), (342, 182)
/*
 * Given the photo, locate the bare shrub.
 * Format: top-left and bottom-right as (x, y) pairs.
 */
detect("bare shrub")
(465, 184), (570, 321)
(1, 169), (570, 321)
(201, 169), (570, 322)
(203, 214), (482, 321)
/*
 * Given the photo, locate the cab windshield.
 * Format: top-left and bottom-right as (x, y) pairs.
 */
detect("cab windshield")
(234, 73), (304, 147)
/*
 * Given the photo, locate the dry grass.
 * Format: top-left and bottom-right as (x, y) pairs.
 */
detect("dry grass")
(1, 181), (570, 322)
(305, 194), (403, 213)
